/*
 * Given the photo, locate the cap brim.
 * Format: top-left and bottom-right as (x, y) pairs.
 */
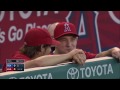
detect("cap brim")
(55, 32), (78, 39)
(52, 39), (61, 46)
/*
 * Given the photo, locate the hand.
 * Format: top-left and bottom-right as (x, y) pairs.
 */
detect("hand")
(72, 53), (86, 65)
(68, 49), (85, 58)
(111, 47), (120, 62)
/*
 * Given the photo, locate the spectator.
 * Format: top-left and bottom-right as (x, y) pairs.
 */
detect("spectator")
(2, 28), (86, 72)
(52, 22), (120, 64)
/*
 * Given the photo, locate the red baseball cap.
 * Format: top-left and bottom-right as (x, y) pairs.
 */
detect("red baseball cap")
(24, 28), (60, 46)
(54, 22), (78, 39)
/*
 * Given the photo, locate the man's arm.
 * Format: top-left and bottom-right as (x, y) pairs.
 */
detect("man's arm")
(24, 49), (84, 69)
(96, 47), (120, 61)
(24, 54), (71, 69)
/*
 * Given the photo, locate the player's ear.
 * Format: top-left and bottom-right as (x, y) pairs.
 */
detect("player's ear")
(41, 45), (45, 52)
(39, 45), (45, 56)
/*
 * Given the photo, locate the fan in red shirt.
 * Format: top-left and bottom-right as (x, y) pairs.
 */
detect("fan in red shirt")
(48, 22), (120, 63)
(2, 28), (94, 72)
(2, 28), (60, 72)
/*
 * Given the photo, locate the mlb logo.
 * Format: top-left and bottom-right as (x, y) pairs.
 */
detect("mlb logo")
(64, 23), (71, 32)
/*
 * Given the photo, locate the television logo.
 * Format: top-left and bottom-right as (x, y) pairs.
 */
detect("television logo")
(7, 64), (12, 68)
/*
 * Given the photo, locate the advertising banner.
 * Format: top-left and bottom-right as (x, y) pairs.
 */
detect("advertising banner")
(0, 57), (120, 79)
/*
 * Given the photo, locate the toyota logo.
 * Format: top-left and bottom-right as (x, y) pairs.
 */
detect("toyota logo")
(67, 67), (79, 79)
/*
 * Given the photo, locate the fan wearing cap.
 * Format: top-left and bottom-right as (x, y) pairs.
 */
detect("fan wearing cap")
(2, 28), (86, 72)
(52, 22), (120, 64)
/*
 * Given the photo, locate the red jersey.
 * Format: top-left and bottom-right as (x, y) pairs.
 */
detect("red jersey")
(2, 51), (30, 72)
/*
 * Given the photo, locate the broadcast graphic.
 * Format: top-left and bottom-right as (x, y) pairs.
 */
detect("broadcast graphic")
(6, 59), (24, 71)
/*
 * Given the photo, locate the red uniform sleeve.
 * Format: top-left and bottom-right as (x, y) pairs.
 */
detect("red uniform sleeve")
(84, 51), (97, 59)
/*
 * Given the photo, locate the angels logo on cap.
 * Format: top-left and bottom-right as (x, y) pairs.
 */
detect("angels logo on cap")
(64, 23), (71, 32)
(54, 22), (78, 39)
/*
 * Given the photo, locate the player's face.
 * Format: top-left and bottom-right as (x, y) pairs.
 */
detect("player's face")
(41, 45), (51, 55)
(56, 35), (78, 54)
(35, 45), (51, 58)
